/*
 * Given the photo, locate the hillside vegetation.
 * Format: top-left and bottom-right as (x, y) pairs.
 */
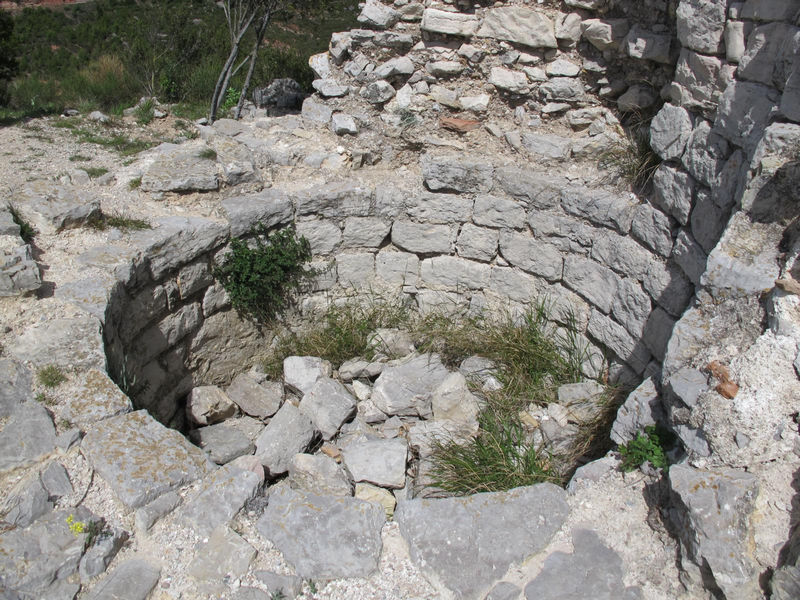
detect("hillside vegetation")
(0, 0), (358, 119)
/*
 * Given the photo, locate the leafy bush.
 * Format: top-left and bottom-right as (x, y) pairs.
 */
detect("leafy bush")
(618, 425), (674, 472)
(214, 225), (314, 323)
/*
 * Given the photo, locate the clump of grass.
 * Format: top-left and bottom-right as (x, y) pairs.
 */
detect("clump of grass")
(53, 119), (79, 130)
(87, 212), (150, 231)
(134, 98), (155, 125)
(429, 409), (558, 495)
(263, 295), (412, 378)
(8, 205), (35, 243)
(599, 127), (660, 191)
(128, 176), (142, 190)
(198, 147), (217, 160)
(83, 167), (109, 179)
(72, 128), (153, 156)
(37, 364), (67, 388)
(618, 425), (675, 472)
(69, 154), (91, 162)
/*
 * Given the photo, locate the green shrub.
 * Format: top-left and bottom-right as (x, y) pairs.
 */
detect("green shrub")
(197, 147), (217, 160)
(618, 425), (674, 472)
(221, 87), (240, 113)
(213, 225), (314, 323)
(83, 166), (108, 179)
(134, 98), (155, 125)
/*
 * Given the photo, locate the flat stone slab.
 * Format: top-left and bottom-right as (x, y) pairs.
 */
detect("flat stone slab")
(524, 529), (641, 599)
(82, 410), (215, 508)
(61, 369), (132, 428)
(140, 142), (219, 193)
(85, 558), (161, 600)
(187, 526), (257, 582)
(298, 377), (357, 439)
(256, 485), (385, 578)
(12, 180), (101, 234)
(255, 402), (318, 476)
(0, 506), (94, 598)
(9, 314), (105, 370)
(180, 463), (261, 536)
(395, 483), (569, 599)
(0, 402), (58, 472)
(0, 358), (32, 417)
(370, 353), (450, 418)
(189, 422), (255, 464)
(341, 437), (408, 488)
(226, 372), (283, 419)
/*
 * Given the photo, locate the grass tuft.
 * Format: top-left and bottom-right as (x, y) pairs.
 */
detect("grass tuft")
(69, 154), (91, 162)
(599, 127), (660, 191)
(134, 98), (155, 125)
(83, 167), (108, 179)
(87, 212), (150, 231)
(9, 205), (35, 243)
(128, 176), (142, 190)
(197, 147), (217, 160)
(37, 364), (67, 388)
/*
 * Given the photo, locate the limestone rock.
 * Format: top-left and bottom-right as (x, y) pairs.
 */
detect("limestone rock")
(489, 67), (529, 95)
(432, 371), (481, 425)
(581, 19), (629, 51)
(524, 529), (642, 600)
(10, 314), (104, 371)
(331, 113), (358, 135)
(299, 377), (357, 439)
(226, 372), (283, 419)
(134, 491), (181, 532)
(256, 485), (385, 578)
(499, 232), (563, 282)
(396, 484), (569, 599)
(652, 164), (694, 226)
(539, 77), (585, 102)
(4, 475), (52, 527)
(521, 133), (572, 160)
(189, 422), (255, 465)
(186, 385), (237, 426)
(737, 22), (799, 91)
(421, 8), (479, 37)
(301, 97), (333, 123)
(342, 437), (408, 488)
(187, 526), (256, 582)
(141, 143), (218, 192)
(371, 354), (450, 417)
(421, 154), (493, 193)
(284, 355), (332, 396)
(255, 402), (318, 476)
(84, 559), (160, 600)
(0, 402), (58, 472)
(669, 465), (761, 600)
(12, 181), (101, 234)
(361, 80), (396, 104)
(477, 7), (557, 49)
(180, 463), (261, 536)
(221, 189), (293, 238)
(650, 104), (692, 161)
(610, 377), (665, 444)
(79, 525), (128, 582)
(624, 26), (672, 64)
(392, 221), (453, 254)
(357, 0), (400, 30)
(82, 410), (214, 508)
(288, 453), (353, 496)
(676, 0), (726, 54)
(0, 358), (31, 417)
(713, 80), (780, 149)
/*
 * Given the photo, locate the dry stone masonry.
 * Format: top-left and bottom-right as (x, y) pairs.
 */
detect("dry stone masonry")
(1, 0), (800, 599)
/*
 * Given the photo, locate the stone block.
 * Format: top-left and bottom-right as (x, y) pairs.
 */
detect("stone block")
(624, 25), (671, 64)
(255, 402), (318, 476)
(499, 232), (563, 282)
(288, 453), (353, 496)
(611, 277), (652, 338)
(421, 8), (479, 37)
(676, 0), (726, 54)
(590, 229), (652, 280)
(457, 224), (498, 262)
(477, 7), (557, 49)
(563, 256), (620, 314)
(713, 80), (780, 150)
(420, 256), (491, 291)
(342, 217), (392, 248)
(296, 219), (342, 255)
(422, 154), (493, 193)
(581, 19), (629, 51)
(587, 309), (651, 374)
(376, 250), (419, 286)
(652, 164), (694, 226)
(671, 49), (727, 110)
(336, 252), (375, 287)
(561, 186), (637, 233)
(631, 203), (673, 257)
(494, 167), (564, 209)
(672, 229), (707, 286)
(392, 221), (453, 254)
(406, 192), (473, 223)
(357, 0), (400, 30)
(299, 377), (357, 440)
(737, 22), (799, 91)
(371, 353), (449, 418)
(643, 260), (693, 317)
(649, 103), (692, 161)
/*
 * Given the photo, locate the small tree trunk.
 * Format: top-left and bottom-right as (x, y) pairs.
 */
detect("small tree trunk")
(234, 10), (271, 120)
(209, 8), (257, 123)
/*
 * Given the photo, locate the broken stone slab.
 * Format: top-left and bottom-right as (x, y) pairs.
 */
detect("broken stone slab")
(421, 154), (494, 194)
(361, 80), (396, 104)
(624, 25), (671, 64)
(180, 463), (261, 536)
(186, 385), (237, 426)
(0, 238), (41, 297)
(221, 189), (293, 238)
(301, 96), (333, 124)
(581, 18), (630, 51)
(288, 452), (353, 497)
(226, 372), (282, 419)
(331, 112), (358, 135)
(0, 506), (95, 599)
(187, 525), (257, 582)
(40, 461), (73, 499)
(371, 353), (450, 417)
(341, 437), (408, 489)
(0, 357), (32, 417)
(610, 377), (665, 444)
(79, 525), (128, 582)
(189, 422), (255, 465)
(4, 475), (53, 527)
(82, 409), (215, 509)
(140, 142), (219, 192)
(299, 377), (358, 439)
(523, 529), (642, 599)
(134, 491), (181, 533)
(355, 482), (396, 518)
(84, 558), (160, 600)
(256, 484), (385, 578)
(357, 0), (400, 30)
(421, 8), (479, 37)
(255, 402), (318, 476)
(0, 402), (58, 472)
(477, 6), (557, 49)
(396, 483), (569, 599)
(431, 371), (481, 425)
(676, 0), (726, 54)
(649, 103), (693, 161)
(283, 355), (332, 396)
(9, 314), (104, 371)
(489, 67), (530, 95)
(253, 571), (303, 598)
(669, 464), (761, 600)
(12, 181), (101, 234)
